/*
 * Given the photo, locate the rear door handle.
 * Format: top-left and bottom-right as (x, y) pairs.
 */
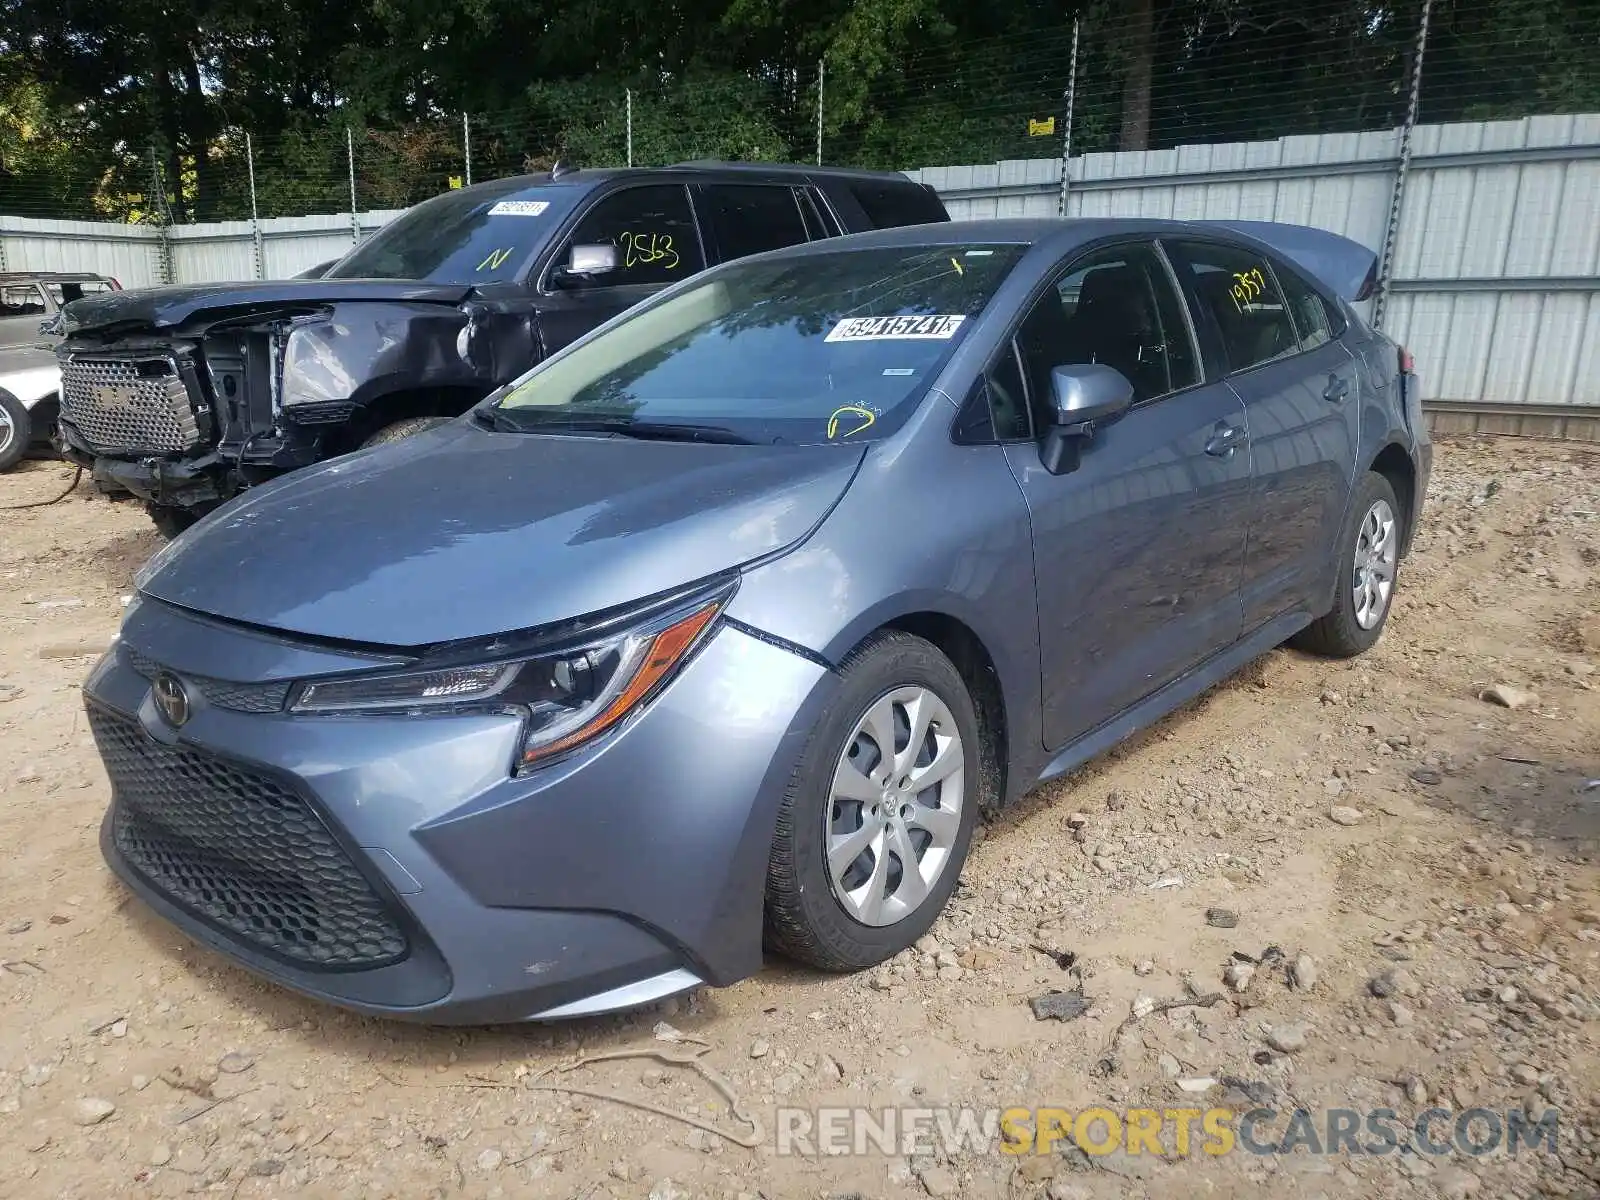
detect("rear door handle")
(1323, 374), (1352, 403)
(1205, 422), (1247, 458)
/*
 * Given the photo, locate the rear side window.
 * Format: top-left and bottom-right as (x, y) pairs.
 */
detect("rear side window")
(699, 185), (811, 262)
(1274, 263), (1334, 351)
(1171, 241), (1299, 374)
(560, 185), (705, 287)
(849, 182), (947, 228)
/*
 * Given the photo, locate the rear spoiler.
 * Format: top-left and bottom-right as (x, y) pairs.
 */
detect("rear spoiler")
(1204, 221), (1378, 303)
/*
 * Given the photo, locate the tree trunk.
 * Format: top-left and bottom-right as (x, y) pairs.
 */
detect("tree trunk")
(181, 56), (214, 222)
(1119, 0), (1154, 151)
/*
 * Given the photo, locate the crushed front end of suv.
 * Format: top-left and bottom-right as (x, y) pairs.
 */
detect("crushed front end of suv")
(52, 163), (949, 535)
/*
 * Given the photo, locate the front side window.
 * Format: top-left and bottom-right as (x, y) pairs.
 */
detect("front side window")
(556, 185), (704, 287)
(1013, 242), (1199, 414)
(1, 285), (46, 317)
(327, 182), (579, 284)
(700, 185), (810, 261)
(1170, 241), (1300, 373)
(496, 244), (1026, 444)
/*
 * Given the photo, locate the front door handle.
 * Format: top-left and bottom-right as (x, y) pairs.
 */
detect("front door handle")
(1205, 422), (1247, 458)
(1323, 374), (1352, 403)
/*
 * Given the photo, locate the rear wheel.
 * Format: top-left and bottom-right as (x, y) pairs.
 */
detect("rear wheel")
(765, 631), (979, 971)
(1293, 471), (1403, 658)
(0, 390), (30, 472)
(361, 416), (450, 449)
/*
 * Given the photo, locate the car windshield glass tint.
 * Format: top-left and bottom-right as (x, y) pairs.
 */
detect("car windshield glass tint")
(494, 245), (1025, 444)
(325, 185), (576, 284)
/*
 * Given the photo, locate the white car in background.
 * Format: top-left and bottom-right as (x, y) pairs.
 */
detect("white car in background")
(0, 345), (64, 472)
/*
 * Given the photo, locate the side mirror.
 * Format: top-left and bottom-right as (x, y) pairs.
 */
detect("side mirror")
(1040, 363), (1135, 475)
(556, 243), (619, 285)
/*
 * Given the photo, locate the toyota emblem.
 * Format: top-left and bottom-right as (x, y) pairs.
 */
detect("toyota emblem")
(152, 672), (191, 728)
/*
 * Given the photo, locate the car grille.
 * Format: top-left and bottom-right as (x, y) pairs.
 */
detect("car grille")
(123, 647), (293, 715)
(59, 355), (203, 455)
(91, 705), (407, 970)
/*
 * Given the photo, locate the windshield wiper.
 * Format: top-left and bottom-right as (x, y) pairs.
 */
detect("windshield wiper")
(484, 411), (756, 444)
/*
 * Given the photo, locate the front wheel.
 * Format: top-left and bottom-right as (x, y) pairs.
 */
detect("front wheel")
(1292, 471), (1403, 658)
(764, 630), (980, 972)
(360, 416), (450, 449)
(145, 503), (202, 540)
(0, 390), (31, 472)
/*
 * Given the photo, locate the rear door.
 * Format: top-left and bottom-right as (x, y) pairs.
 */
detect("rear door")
(693, 183), (816, 264)
(997, 240), (1253, 751)
(534, 183), (707, 357)
(1164, 239), (1361, 631)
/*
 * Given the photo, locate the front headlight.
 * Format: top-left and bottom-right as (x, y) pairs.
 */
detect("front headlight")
(289, 587), (730, 770)
(280, 319), (354, 409)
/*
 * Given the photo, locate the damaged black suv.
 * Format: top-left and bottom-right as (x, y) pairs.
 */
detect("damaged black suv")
(54, 162), (949, 534)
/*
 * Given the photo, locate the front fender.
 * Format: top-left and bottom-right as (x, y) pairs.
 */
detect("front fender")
(724, 427), (1046, 804)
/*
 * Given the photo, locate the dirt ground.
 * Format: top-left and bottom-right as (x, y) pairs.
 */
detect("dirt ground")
(1, 435), (1597, 1200)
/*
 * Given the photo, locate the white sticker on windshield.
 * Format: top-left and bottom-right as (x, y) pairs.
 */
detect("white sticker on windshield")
(488, 200), (550, 217)
(882, 368), (916, 376)
(825, 315), (966, 343)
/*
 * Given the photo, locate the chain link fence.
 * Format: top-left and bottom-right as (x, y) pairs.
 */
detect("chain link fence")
(0, 0), (1594, 227)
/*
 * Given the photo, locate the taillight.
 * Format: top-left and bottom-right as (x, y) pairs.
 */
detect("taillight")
(1398, 346), (1414, 375)
(110, 278), (122, 290)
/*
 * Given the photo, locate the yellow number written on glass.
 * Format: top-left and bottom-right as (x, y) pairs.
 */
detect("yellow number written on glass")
(1229, 266), (1267, 311)
(620, 231), (680, 271)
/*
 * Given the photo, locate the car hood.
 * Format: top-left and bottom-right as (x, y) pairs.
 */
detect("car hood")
(61, 278), (474, 335)
(137, 420), (865, 647)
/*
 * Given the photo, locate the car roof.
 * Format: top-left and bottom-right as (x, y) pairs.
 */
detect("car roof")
(0, 271), (112, 284)
(448, 161), (928, 201)
(744, 216), (1268, 257)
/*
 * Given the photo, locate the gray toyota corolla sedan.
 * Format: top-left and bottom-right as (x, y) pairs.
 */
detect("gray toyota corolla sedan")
(87, 217), (1431, 1023)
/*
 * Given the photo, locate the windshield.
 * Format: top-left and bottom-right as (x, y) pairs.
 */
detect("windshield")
(495, 244), (1025, 444)
(325, 183), (577, 284)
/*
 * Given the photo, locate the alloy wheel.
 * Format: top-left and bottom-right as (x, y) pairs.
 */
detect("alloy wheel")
(0, 407), (14, 456)
(824, 686), (965, 927)
(1352, 497), (1398, 629)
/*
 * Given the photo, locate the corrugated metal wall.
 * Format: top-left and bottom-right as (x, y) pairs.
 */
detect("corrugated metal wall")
(3, 114), (1596, 425)
(0, 210), (404, 289)
(910, 113), (1600, 421)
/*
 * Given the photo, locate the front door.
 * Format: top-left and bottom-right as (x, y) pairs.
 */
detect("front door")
(999, 241), (1254, 752)
(533, 183), (707, 358)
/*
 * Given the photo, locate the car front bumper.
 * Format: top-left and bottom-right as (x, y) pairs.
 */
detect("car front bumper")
(88, 596), (832, 1023)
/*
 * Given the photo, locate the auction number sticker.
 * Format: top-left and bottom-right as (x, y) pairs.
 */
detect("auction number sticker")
(825, 314), (966, 343)
(488, 200), (551, 217)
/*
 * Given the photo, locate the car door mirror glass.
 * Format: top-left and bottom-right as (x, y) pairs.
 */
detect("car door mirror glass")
(558, 243), (619, 284)
(1049, 363), (1134, 427)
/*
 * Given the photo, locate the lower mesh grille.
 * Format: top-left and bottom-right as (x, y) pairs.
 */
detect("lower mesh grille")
(91, 705), (407, 969)
(59, 355), (203, 454)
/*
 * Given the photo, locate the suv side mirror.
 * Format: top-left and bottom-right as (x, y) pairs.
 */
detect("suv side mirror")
(555, 243), (619, 286)
(1040, 363), (1135, 475)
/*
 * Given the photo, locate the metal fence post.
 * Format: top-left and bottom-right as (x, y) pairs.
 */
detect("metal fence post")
(463, 113), (473, 186)
(246, 132), (264, 279)
(148, 144), (174, 285)
(1373, 0), (1433, 331)
(346, 127), (360, 244)
(626, 89), (634, 167)
(1058, 18), (1081, 217)
(816, 60), (825, 165)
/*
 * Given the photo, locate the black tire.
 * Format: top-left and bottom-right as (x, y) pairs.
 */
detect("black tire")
(764, 630), (981, 972)
(146, 504), (202, 539)
(361, 416), (450, 449)
(1292, 471), (1403, 658)
(0, 389), (31, 472)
